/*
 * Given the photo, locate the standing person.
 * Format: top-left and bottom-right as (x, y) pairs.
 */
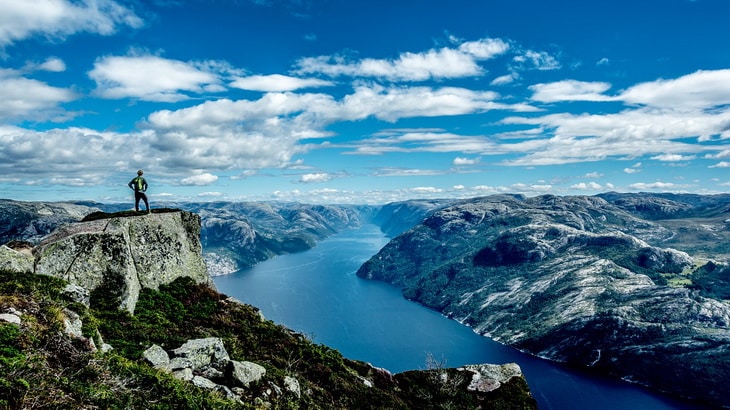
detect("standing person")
(128, 170), (150, 213)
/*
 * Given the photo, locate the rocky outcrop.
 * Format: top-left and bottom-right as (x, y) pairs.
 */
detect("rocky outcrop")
(32, 210), (211, 313)
(358, 194), (730, 407)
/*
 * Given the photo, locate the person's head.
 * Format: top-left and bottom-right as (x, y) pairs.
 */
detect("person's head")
(137, 170), (143, 176)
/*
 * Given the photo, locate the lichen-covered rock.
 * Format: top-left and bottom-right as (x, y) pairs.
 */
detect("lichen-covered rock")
(32, 211), (212, 313)
(227, 360), (266, 388)
(460, 363), (523, 393)
(0, 244), (34, 273)
(172, 337), (230, 371)
(143, 344), (171, 370)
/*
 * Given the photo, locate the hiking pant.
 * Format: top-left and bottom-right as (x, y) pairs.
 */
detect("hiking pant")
(134, 191), (149, 212)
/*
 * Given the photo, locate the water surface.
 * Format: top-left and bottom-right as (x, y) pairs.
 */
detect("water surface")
(213, 224), (709, 410)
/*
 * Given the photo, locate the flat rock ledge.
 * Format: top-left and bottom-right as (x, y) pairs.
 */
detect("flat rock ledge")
(143, 337), (300, 404)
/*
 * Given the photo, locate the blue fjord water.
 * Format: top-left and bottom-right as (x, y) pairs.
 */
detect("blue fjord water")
(213, 224), (709, 410)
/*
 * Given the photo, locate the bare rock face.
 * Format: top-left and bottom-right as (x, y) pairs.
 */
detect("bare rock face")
(33, 211), (212, 313)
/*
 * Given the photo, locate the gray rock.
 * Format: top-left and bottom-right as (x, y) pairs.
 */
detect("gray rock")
(33, 211), (212, 313)
(227, 360), (266, 387)
(191, 375), (218, 390)
(0, 244), (33, 273)
(0, 313), (21, 325)
(63, 308), (83, 339)
(62, 283), (90, 306)
(169, 357), (195, 371)
(143, 344), (170, 370)
(283, 375), (301, 398)
(459, 363), (523, 393)
(172, 337), (230, 371)
(173, 368), (194, 381)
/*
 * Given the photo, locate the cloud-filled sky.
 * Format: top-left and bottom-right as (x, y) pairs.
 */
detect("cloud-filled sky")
(2, 0), (730, 204)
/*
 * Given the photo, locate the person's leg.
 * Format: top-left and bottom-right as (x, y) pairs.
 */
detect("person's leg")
(134, 192), (141, 212)
(142, 193), (150, 212)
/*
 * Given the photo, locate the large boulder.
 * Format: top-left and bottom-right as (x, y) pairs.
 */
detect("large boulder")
(33, 211), (212, 313)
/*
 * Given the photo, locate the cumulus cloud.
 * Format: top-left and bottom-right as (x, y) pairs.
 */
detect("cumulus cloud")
(571, 181), (603, 190)
(299, 173), (331, 183)
(500, 99), (730, 166)
(651, 154), (695, 161)
(89, 55), (225, 102)
(629, 181), (678, 190)
(0, 0), (142, 47)
(295, 37), (509, 81)
(453, 156), (481, 165)
(230, 74), (333, 92)
(709, 161), (730, 168)
(619, 69), (730, 109)
(529, 80), (613, 102)
(0, 70), (75, 121)
(39, 57), (66, 72)
(181, 173), (219, 186)
(0, 125), (145, 184)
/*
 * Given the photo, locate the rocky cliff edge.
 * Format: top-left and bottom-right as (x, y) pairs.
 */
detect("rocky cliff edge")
(17, 210), (212, 313)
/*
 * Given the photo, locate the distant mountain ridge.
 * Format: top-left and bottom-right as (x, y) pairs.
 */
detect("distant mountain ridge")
(0, 200), (382, 276)
(357, 193), (730, 407)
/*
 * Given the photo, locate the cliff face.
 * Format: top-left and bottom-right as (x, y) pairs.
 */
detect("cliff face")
(32, 210), (211, 313)
(358, 194), (730, 407)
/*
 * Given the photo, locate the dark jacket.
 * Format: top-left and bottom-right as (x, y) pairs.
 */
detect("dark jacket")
(128, 176), (148, 192)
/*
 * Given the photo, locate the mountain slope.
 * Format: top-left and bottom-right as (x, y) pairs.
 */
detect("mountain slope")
(357, 194), (730, 407)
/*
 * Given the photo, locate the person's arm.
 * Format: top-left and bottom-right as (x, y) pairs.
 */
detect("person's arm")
(142, 178), (148, 192)
(128, 179), (135, 190)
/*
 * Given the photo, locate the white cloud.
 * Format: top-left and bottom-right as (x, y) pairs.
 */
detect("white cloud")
(39, 57), (66, 72)
(629, 181), (677, 190)
(230, 74), (333, 92)
(89, 55), (224, 102)
(571, 182), (603, 190)
(651, 154), (695, 161)
(299, 173), (331, 183)
(529, 80), (613, 102)
(596, 57), (610, 66)
(0, 70), (75, 120)
(295, 36), (509, 81)
(457, 38), (510, 59)
(197, 191), (225, 197)
(0, 0), (142, 47)
(491, 72), (518, 85)
(619, 69), (730, 109)
(349, 131), (498, 156)
(709, 161), (730, 168)
(0, 125), (146, 185)
(514, 50), (561, 71)
(181, 173), (219, 186)
(500, 100), (730, 166)
(453, 156), (481, 165)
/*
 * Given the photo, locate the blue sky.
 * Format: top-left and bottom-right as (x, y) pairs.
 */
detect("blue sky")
(2, 0), (730, 205)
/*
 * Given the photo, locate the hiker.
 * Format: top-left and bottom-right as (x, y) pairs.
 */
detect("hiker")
(128, 170), (150, 213)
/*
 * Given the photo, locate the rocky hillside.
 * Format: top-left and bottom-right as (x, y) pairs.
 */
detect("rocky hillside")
(0, 210), (536, 409)
(357, 194), (730, 408)
(0, 199), (97, 244)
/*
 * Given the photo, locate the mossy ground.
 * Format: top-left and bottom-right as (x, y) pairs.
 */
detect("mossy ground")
(0, 268), (536, 409)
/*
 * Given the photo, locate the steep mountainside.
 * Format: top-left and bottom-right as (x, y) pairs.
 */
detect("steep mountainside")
(357, 194), (730, 407)
(372, 199), (454, 237)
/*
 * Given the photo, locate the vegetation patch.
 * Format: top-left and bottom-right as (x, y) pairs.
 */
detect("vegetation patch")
(0, 268), (535, 409)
